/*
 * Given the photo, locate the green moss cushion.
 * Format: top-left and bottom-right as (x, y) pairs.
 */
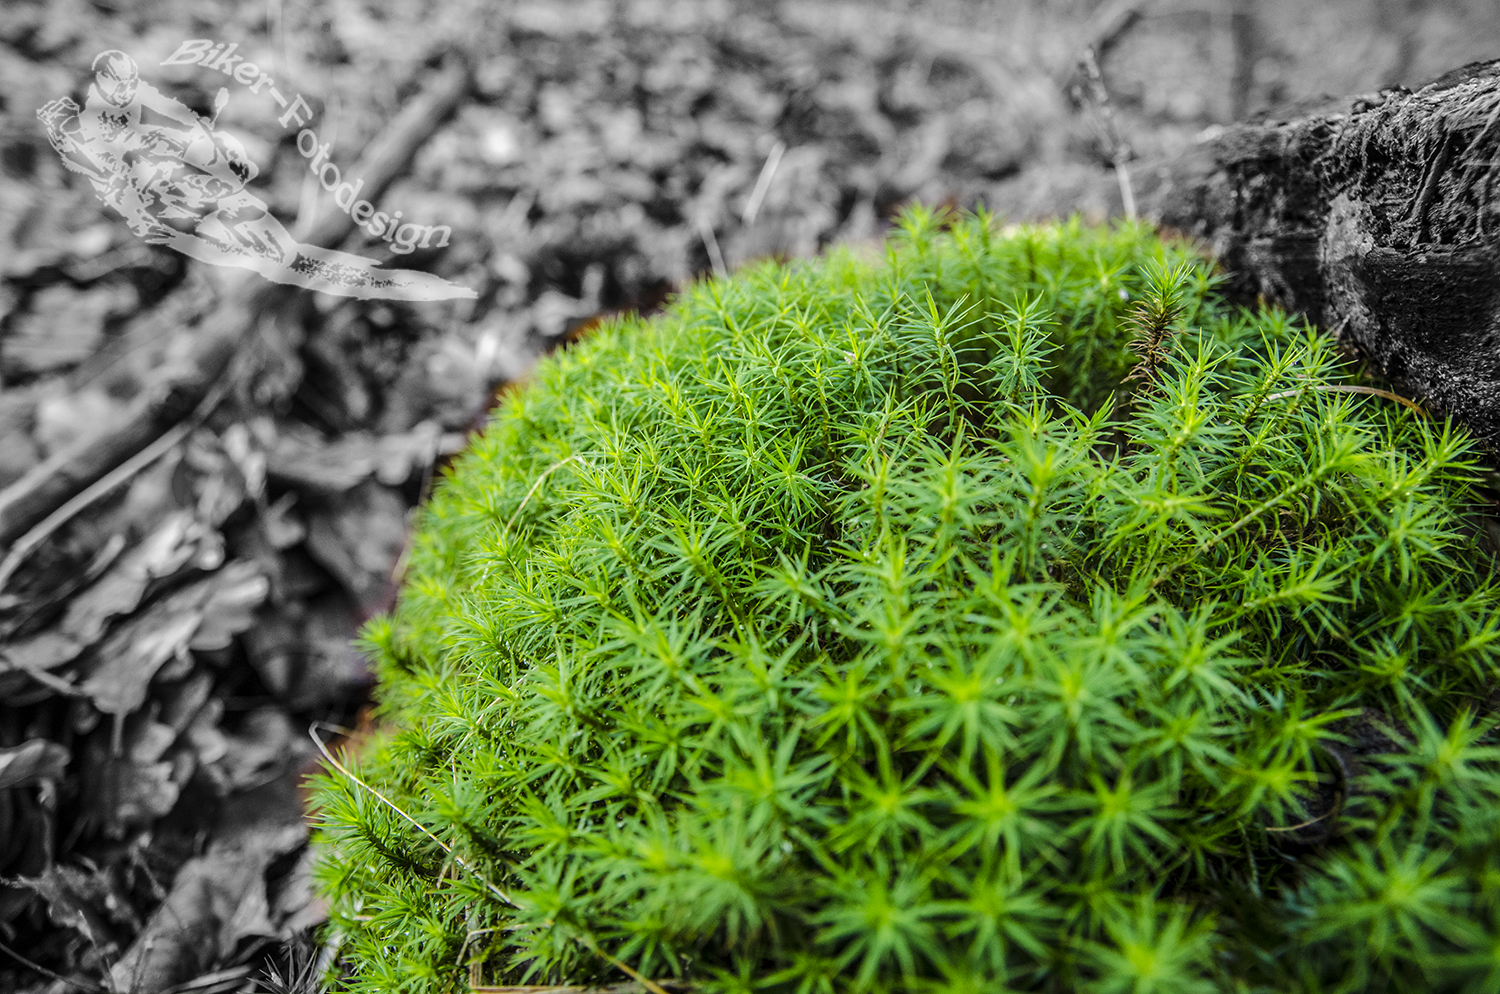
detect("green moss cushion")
(312, 209), (1500, 994)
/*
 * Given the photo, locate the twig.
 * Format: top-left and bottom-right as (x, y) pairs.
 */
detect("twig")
(741, 139), (786, 226)
(0, 54), (473, 548)
(159, 965), (256, 994)
(1263, 806), (1338, 833)
(0, 937), (109, 993)
(1077, 46), (1136, 222)
(0, 374), (230, 594)
(696, 215), (728, 279)
(302, 55), (472, 252)
(1081, 0), (1142, 61)
(0, 661), (85, 697)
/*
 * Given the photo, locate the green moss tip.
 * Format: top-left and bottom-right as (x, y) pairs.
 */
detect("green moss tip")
(310, 207), (1500, 994)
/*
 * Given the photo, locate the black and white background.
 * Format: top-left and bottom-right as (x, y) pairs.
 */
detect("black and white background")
(0, 1), (1495, 991)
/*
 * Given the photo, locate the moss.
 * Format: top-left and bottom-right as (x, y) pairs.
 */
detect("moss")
(311, 207), (1500, 994)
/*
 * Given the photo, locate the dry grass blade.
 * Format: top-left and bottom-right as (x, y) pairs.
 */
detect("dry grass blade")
(504, 456), (586, 536)
(308, 722), (517, 908)
(569, 934), (674, 994)
(1263, 383), (1430, 418)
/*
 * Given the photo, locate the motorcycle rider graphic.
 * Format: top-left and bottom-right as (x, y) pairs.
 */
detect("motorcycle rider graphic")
(37, 50), (474, 300)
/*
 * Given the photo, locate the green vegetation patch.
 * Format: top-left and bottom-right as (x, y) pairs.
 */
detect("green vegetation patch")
(312, 209), (1500, 994)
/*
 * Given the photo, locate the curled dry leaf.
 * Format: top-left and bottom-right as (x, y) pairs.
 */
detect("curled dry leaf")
(302, 481), (410, 605)
(64, 512), (226, 643)
(0, 738), (69, 790)
(80, 561), (269, 717)
(190, 562), (275, 652)
(109, 787), (307, 994)
(0, 512), (228, 678)
(0, 741), (69, 926)
(182, 430), (256, 528)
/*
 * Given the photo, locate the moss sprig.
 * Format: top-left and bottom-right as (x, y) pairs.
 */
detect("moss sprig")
(310, 211), (1500, 994)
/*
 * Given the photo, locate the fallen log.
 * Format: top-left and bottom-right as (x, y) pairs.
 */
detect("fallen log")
(0, 55), (473, 550)
(1134, 60), (1500, 446)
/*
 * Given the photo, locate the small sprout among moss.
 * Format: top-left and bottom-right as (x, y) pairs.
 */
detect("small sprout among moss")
(311, 208), (1500, 994)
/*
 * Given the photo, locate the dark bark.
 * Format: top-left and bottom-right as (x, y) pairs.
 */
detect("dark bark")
(1136, 60), (1500, 446)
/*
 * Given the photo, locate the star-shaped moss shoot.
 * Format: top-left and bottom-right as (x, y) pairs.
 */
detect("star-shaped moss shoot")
(311, 207), (1500, 994)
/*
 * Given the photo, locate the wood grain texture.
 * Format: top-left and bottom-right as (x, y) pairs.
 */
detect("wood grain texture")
(1137, 60), (1500, 445)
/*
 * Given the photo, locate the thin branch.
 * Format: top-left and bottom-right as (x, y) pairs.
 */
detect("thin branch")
(697, 215), (729, 279)
(1081, 0), (1142, 61)
(1077, 47), (1136, 221)
(569, 933), (674, 994)
(1264, 804), (1339, 833)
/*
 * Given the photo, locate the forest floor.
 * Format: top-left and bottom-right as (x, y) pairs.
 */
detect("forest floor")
(2, 1), (1498, 991)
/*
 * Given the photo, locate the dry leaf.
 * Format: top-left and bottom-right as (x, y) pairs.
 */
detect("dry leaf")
(99, 755), (180, 836)
(15, 862), (137, 958)
(0, 738), (69, 789)
(109, 792), (306, 993)
(62, 511), (225, 646)
(190, 561), (274, 652)
(303, 481), (409, 605)
(0, 282), (134, 377)
(216, 708), (295, 791)
(0, 629), (86, 674)
(268, 421), (442, 492)
(80, 561), (268, 717)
